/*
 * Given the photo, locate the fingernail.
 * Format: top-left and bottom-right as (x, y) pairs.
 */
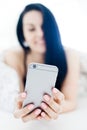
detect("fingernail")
(41, 103), (47, 109)
(53, 88), (58, 93)
(43, 95), (50, 101)
(58, 96), (62, 100)
(21, 92), (26, 98)
(58, 95), (64, 101)
(35, 109), (41, 115)
(41, 112), (46, 117)
(37, 116), (42, 120)
(27, 104), (34, 110)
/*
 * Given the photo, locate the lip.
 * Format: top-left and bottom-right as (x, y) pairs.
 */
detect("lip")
(36, 40), (45, 45)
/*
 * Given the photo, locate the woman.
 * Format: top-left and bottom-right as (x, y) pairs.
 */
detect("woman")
(4, 3), (79, 122)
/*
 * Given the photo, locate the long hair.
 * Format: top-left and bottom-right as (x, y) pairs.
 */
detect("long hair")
(16, 3), (68, 90)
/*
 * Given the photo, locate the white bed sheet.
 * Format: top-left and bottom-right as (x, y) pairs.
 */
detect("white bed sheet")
(0, 97), (87, 130)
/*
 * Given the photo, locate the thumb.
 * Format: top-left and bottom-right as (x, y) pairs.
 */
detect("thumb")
(52, 88), (64, 103)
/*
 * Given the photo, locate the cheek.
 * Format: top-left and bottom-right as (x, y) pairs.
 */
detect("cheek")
(25, 34), (36, 47)
(23, 29), (35, 43)
(25, 33), (35, 43)
(26, 36), (37, 50)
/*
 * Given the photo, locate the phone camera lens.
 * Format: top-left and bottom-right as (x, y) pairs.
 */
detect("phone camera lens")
(33, 64), (36, 68)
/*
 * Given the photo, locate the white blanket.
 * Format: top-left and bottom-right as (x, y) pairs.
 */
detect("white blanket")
(0, 61), (20, 112)
(0, 97), (87, 130)
(0, 51), (87, 130)
(0, 51), (87, 112)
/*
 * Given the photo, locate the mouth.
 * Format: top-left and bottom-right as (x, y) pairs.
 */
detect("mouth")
(36, 39), (45, 46)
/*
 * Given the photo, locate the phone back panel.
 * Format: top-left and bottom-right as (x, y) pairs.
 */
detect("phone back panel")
(23, 63), (58, 107)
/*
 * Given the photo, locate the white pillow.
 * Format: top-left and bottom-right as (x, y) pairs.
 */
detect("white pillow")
(0, 61), (20, 113)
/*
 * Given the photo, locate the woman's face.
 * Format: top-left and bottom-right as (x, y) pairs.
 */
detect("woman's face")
(23, 10), (46, 54)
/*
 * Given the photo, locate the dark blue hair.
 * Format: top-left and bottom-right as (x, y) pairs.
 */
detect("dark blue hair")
(16, 3), (68, 90)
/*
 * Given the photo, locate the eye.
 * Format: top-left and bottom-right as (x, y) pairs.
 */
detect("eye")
(28, 28), (35, 31)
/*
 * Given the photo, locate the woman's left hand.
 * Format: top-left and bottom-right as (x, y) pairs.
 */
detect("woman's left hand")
(40, 87), (65, 120)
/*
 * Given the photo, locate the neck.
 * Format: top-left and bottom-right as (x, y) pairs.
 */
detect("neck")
(27, 51), (45, 64)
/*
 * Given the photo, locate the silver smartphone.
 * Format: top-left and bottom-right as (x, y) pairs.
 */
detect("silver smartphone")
(23, 62), (58, 109)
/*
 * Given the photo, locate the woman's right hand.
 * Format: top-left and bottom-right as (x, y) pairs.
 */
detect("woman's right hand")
(14, 92), (41, 122)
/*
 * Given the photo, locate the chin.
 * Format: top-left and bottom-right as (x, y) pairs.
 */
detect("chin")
(36, 50), (45, 54)
(37, 48), (46, 54)
(38, 51), (46, 54)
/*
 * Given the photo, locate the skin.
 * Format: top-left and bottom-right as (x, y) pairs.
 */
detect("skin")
(3, 10), (80, 122)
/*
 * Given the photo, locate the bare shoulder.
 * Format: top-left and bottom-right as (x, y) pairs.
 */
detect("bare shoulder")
(64, 46), (80, 72)
(4, 46), (25, 78)
(4, 46), (24, 65)
(64, 46), (79, 62)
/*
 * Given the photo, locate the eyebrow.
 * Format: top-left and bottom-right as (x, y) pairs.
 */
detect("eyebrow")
(24, 23), (34, 26)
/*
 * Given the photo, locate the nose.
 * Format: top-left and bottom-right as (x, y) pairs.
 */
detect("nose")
(36, 27), (44, 38)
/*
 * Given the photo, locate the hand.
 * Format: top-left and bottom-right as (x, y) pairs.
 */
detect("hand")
(40, 88), (65, 120)
(14, 92), (41, 122)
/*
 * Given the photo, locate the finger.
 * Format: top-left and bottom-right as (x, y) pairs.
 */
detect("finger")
(52, 88), (65, 103)
(43, 94), (60, 113)
(22, 109), (41, 122)
(15, 92), (27, 103)
(41, 102), (58, 120)
(15, 92), (27, 109)
(36, 115), (42, 120)
(14, 104), (34, 118)
(41, 112), (51, 120)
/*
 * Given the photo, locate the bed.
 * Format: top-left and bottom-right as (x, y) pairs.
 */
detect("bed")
(0, 50), (87, 130)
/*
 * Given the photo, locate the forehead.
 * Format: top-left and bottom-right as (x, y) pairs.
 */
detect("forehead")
(23, 10), (43, 25)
